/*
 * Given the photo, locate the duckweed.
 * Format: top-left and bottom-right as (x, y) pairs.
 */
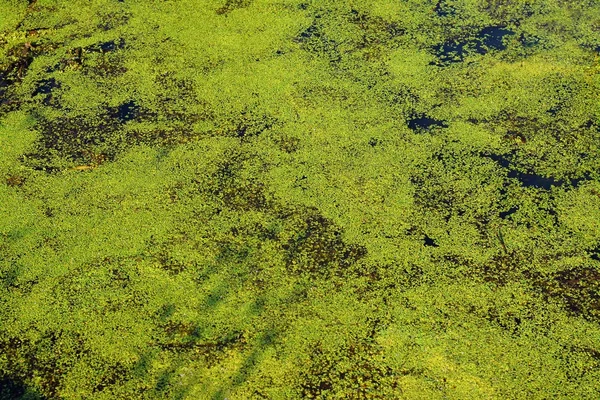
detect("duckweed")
(1, 0), (600, 398)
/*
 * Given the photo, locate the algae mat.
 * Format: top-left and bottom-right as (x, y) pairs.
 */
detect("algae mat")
(1, 0), (600, 398)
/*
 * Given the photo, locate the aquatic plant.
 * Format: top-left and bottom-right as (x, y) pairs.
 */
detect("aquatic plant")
(1, 0), (600, 398)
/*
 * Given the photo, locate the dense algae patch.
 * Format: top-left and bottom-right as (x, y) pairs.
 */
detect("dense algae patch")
(1, 0), (600, 398)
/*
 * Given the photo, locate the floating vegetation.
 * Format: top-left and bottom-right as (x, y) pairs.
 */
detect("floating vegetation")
(1, 0), (600, 398)
(216, 0), (252, 15)
(530, 266), (600, 322)
(282, 210), (368, 277)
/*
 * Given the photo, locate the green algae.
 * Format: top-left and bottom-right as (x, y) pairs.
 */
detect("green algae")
(1, 0), (600, 398)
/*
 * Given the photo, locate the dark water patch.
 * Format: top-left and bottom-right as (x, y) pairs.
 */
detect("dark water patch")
(386, 22), (405, 38)
(84, 38), (126, 54)
(407, 114), (448, 131)
(480, 151), (563, 190)
(0, 375), (47, 400)
(423, 234), (439, 247)
(32, 78), (60, 106)
(32, 78), (59, 96)
(296, 24), (320, 42)
(591, 246), (600, 262)
(499, 206), (518, 219)
(547, 106), (560, 116)
(109, 100), (142, 123)
(0, 71), (9, 91)
(46, 47), (83, 72)
(23, 92), (189, 170)
(434, 0), (456, 17)
(475, 26), (514, 53)
(431, 26), (514, 65)
(507, 170), (562, 190)
(368, 137), (381, 147)
(45, 41), (128, 77)
(567, 172), (592, 188)
(431, 41), (466, 64)
(0, 332), (87, 399)
(581, 120), (598, 131)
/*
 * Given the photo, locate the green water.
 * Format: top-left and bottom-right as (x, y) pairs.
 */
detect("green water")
(1, 0), (600, 398)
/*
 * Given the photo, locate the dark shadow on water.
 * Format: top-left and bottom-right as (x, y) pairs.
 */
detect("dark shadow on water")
(567, 172), (592, 188)
(210, 328), (279, 400)
(546, 105), (560, 116)
(296, 24), (320, 42)
(482, 152), (512, 169)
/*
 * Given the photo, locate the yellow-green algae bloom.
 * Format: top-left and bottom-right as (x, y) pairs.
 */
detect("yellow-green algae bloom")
(1, 0), (600, 398)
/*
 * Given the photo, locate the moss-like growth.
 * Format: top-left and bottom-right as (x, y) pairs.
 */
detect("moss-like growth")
(1, 0), (600, 398)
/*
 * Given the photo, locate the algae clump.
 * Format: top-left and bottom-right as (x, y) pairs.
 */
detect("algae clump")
(1, 0), (600, 398)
